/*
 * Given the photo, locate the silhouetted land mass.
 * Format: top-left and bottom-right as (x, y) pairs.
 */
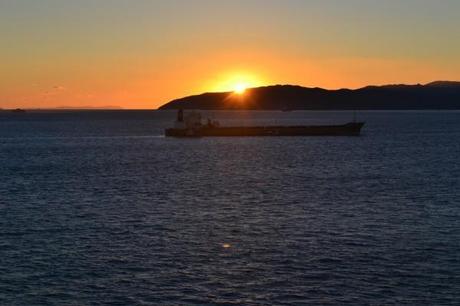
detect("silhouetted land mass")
(0, 106), (123, 111)
(159, 81), (460, 110)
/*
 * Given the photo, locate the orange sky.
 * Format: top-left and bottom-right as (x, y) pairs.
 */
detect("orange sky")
(1, 1), (459, 109)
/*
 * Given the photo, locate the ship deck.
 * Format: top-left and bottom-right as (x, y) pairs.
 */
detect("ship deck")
(165, 122), (364, 137)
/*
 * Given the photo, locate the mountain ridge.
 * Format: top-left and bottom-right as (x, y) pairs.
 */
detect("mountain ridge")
(159, 81), (460, 110)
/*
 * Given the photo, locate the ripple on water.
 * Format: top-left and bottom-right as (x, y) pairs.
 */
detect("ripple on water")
(1, 111), (460, 305)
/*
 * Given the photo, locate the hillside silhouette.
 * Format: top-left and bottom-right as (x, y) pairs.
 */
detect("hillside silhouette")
(159, 81), (460, 110)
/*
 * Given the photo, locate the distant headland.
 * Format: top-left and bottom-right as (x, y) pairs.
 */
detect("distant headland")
(0, 106), (123, 111)
(159, 81), (460, 110)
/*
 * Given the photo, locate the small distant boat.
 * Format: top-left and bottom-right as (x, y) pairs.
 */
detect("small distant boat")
(165, 110), (364, 137)
(11, 108), (26, 113)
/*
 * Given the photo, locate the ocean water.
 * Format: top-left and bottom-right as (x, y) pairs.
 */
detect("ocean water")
(1, 110), (459, 305)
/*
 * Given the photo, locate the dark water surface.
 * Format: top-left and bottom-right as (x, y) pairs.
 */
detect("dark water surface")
(1, 110), (460, 305)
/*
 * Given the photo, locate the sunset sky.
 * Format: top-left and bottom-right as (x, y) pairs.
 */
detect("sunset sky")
(1, 0), (459, 109)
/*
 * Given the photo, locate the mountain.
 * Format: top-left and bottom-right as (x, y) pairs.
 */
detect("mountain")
(425, 81), (460, 88)
(158, 81), (460, 110)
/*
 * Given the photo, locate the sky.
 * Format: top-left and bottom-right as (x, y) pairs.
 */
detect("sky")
(1, 0), (459, 109)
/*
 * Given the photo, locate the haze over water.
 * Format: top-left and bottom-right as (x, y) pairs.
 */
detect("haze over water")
(1, 110), (459, 305)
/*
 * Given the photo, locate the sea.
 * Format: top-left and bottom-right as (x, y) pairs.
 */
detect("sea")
(1, 110), (459, 305)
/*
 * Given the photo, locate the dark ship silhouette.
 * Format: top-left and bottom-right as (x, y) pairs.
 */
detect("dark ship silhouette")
(165, 110), (364, 137)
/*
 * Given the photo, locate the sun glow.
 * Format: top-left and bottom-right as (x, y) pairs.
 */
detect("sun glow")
(207, 72), (266, 94)
(233, 83), (247, 94)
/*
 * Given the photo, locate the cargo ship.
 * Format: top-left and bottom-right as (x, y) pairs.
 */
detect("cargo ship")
(165, 110), (364, 137)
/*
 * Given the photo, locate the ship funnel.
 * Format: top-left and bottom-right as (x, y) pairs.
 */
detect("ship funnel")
(177, 109), (184, 122)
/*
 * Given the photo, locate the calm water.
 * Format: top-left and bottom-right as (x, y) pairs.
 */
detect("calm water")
(1, 110), (460, 305)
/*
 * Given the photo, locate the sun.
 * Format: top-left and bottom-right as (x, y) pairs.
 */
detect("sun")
(233, 83), (247, 94)
(207, 71), (265, 94)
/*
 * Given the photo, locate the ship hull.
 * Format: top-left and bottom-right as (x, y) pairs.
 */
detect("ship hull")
(165, 122), (364, 137)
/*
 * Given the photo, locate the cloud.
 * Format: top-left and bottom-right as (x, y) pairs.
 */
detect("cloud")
(40, 85), (67, 98)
